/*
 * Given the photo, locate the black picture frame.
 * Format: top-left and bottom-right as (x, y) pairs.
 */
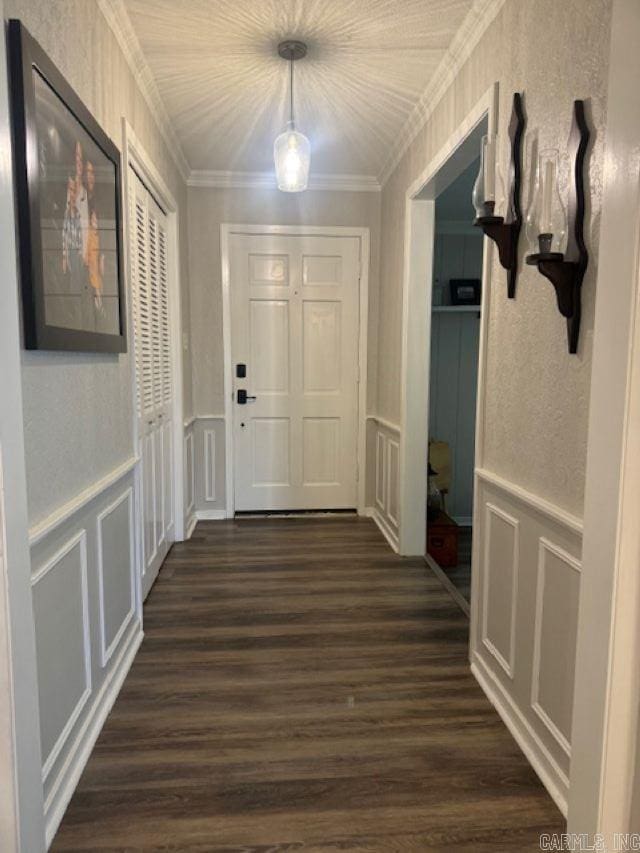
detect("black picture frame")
(8, 19), (127, 353)
(449, 278), (481, 306)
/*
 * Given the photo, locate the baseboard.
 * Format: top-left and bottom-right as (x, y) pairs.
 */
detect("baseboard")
(453, 515), (473, 527)
(424, 552), (470, 617)
(44, 624), (143, 847)
(196, 509), (227, 521)
(471, 653), (569, 817)
(366, 506), (399, 553)
(185, 514), (197, 538)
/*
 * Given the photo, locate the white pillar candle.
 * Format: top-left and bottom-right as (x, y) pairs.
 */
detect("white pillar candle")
(541, 158), (555, 234)
(484, 136), (496, 201)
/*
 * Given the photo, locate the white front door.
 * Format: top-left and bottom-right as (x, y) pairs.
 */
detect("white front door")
(129, 169), (174, 597)
(229, 232), (361, 511)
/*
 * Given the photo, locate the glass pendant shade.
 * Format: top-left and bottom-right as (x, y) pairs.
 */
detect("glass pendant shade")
(525, 148), (567, 254)
(274, 121), (310, 192)
(472, 134), (506, 219)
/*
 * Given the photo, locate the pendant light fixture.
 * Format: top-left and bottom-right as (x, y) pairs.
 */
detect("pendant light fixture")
(274, 40), (310, 192)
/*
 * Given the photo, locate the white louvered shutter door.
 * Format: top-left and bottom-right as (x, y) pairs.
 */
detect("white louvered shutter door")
(128, 169), (175, 601)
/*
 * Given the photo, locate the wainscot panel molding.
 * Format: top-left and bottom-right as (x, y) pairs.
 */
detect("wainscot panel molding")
(184, 421), (196, 537)
(204, 429), (216, 503)
(367, 416), (401, 551)
(31, 530), (91, 784)
(28, 464), (142, 846)
(475, 467), (584, 534)
(43, 626), (141, 848)
(28, 455), (139, 546)
(366, 413), (401, 434)
(96, 488), (136, 668)
(481, 502), (519, 680)
(531, 538), (581, 759)
(471, 469), (583, 817)
(193, 416), (227, 516)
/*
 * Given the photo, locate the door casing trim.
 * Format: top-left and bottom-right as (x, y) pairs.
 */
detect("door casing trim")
(398, 82), (498, 557)
(220, 223), (370, 517)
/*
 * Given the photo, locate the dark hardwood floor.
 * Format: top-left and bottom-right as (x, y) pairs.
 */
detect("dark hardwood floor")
(53, 517), (563, 851)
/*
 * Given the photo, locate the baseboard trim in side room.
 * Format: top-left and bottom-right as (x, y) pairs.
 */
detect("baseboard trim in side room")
(185, 514), (197, 538)
(44, 623), (143, 847)
(471, 653), (569, 818)
(365, 506), (399, 553)
(196, 509), (228, 521)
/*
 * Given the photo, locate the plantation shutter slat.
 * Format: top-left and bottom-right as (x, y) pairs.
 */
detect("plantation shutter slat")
(135, 195), (154, 416)
(147, 211), (163, 409)
(158, 223), (171, 403)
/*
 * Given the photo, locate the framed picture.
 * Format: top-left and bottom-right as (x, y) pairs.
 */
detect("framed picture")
(449, 278), (481, 306)
(8, 19), (126, 353)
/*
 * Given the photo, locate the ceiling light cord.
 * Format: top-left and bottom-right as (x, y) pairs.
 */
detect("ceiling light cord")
(289, 57), (294, 126)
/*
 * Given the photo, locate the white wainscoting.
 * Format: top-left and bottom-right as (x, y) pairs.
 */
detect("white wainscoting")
(204, 429), (216, 502)
(28, 461), (143, 846)
(366, 416), (401, 551)
(183, 418), (196, 536)
(471, 467), (583, 817)
(96, 489), (136, 667)
(193, 416), (227, 520)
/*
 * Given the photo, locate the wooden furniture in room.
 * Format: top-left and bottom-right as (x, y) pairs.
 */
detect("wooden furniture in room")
(427, 509), (459, 568)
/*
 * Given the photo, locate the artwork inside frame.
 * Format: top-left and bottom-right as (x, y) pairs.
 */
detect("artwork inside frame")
(8, 19), (127, 353)
(449, 278), (481, 306)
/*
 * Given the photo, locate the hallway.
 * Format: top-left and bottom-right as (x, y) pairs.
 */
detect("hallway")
(53, 517), (562, 851)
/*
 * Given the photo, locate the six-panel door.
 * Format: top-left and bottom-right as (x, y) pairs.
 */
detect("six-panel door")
(229, 233), (360, 511)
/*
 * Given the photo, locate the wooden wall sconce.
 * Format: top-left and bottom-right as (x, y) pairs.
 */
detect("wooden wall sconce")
(473, 92), (526, 298)
(525, 101), (590, 354)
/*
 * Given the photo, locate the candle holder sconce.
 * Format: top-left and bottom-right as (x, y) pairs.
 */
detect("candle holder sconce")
(473, 92), (526, 298)
(525, 100), (590, 354)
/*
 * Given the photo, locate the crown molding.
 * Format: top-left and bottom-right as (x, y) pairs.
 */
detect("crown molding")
(188, 170), (381, 192)
(377, 0), (507, 187)
(97, 0), (191, 182)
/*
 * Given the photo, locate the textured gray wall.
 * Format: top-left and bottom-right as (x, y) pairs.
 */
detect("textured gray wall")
(376, 0), (612, 517)
(6, 0), (192, 525)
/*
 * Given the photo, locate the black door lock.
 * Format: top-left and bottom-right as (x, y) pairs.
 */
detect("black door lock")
(236, 363), (246, 378)
(237, 390), (257, 404)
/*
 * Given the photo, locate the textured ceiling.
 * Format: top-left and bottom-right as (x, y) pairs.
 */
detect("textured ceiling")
(121, 0), (475, 177)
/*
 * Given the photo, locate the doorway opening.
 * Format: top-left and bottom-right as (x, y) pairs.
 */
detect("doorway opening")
(425, 155), (484, 615)
(397, 85), (497, 639)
